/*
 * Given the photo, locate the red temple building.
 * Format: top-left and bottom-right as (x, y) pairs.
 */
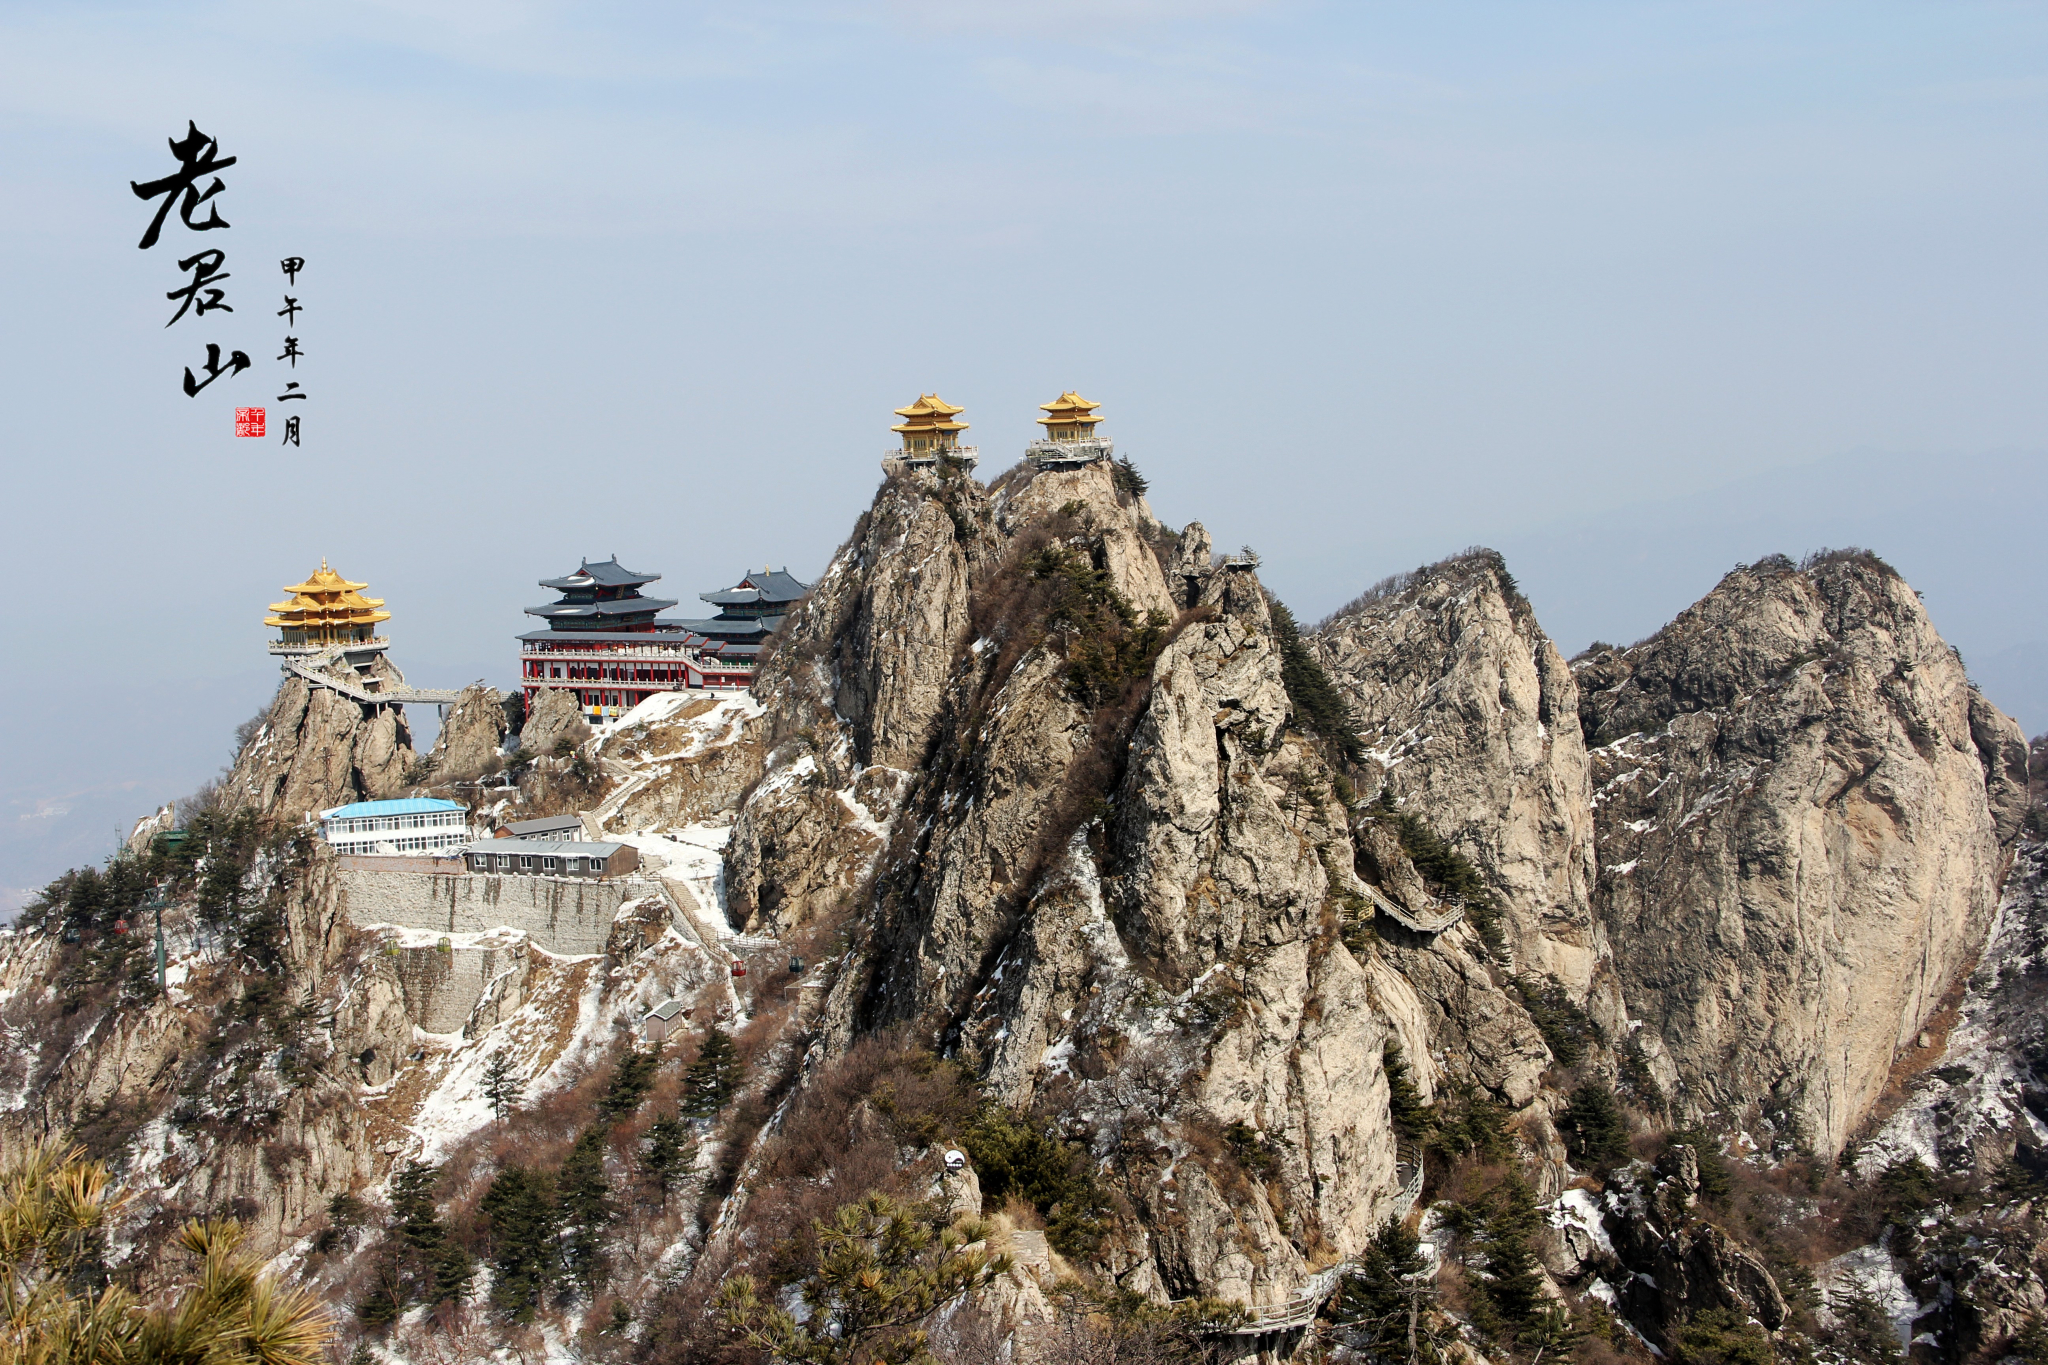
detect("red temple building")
(519, 558), (807, 722)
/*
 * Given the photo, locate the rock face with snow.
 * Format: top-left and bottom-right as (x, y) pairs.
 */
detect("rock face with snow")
(426, 683), (509, 779)
(1311, 551), (1605, 1001)
(15, 456), (2048, 1365)
(516, 685), (591, 760)
(219, 655), (419, 819)
(1577, 552), (2027, 1159)
(718, 460), (1559, 1307)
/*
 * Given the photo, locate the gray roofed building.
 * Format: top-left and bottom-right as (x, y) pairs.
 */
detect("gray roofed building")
(525, 596), (682, 619)
(538, 557), (661, 590)
(462, 840), (639, 879)
(501, 815), (585, 840)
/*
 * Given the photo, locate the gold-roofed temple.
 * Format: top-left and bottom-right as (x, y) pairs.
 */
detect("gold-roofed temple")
(1036, 390), (1104, 441)
(1027, 389), (1114, 468)
(886, 393), (978, 469)
(265, 560), (393, 656)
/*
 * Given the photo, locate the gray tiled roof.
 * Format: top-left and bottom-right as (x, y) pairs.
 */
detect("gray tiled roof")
(539, 557), (661, 590)
(503, 816), (585, 838)
(460, 840), (625, 858)
(703, 569), (808, 605)
(525, 597), (679, 619)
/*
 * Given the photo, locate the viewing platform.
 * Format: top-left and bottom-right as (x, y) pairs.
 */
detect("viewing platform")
(1026, 436), (1113, 468)
(269, 636), (388, 657)
(884, 445), (978, 468)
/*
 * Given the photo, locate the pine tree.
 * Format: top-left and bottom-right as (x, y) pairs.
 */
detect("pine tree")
(598, 1045), (659, 1120)
(642, 1110), (697, 1206)
(557, 1126), (615, 1292)
(1476, 1175), (1547, 1337)
(1269, 601), (1365, 765)
(482, 1051), (521, 1119)
(1334, 1218), (1439, 1362)
(1111, 456), (1149, 498)
(1559, 1081), (1630, 1169)
(680, 1028), (745, 1120)
(481, 1165), (561, 1322)
(1383, 1042), (1434, 1142)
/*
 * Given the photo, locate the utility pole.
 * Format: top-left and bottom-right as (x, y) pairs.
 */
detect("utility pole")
(149, 884), (167, 993)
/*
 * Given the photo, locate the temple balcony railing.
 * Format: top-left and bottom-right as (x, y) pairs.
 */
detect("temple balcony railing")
(1026, 437), (1114, 465)
(270, 637), (389, 656)
(521, 642), (754, 666)
(884, 445), (979, 462)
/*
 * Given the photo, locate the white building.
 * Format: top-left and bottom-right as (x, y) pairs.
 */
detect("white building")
(319, 798), (472, 856)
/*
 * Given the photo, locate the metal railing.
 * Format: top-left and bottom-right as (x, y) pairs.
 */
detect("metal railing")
(269, 637), (388, 655)
(884, 445), (979, 461)
(283, 657), (464, 705)
(1363, 882), (1464, 935)
(1026, 437), (1113, 464)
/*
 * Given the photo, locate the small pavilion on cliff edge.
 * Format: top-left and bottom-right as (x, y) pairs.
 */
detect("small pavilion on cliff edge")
(520, 557), (808, 723)
(1028, 390), (1114, 468)
(883, 391), (1116, 473)
(887, 393), (978, 469)
(263, 561), (463, 703)
(266, 560), (390, 654)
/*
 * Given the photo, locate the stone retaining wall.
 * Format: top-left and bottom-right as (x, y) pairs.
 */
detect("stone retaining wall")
(339, 867), (646, 956)
(391, 935), (530, 1034)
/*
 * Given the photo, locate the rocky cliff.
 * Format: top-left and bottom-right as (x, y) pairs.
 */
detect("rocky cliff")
(1576, 551), (2025, 1159)
(1311, 550), (1607, 1007)
(220, 653), (420, 819)
(3, 473), (2036, 1365)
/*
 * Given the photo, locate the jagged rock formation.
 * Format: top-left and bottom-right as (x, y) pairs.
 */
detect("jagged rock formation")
(721, 459), (1558, 1307)
(1311, 551), (1606, 1003)
(1550, 1146), (1789, 1345)
(425, 683), (510, 779)
(220, 655), (418, 818)
(516, 685), (590, 760)
(12, 457), (2043, 1365)
(1576, 552), (2027, 1158)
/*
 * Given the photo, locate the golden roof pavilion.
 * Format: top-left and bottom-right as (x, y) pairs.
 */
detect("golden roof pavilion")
(1036, 391), (1104, 442)
(891, 393), (969, 455)
(265, 560), (392, 648)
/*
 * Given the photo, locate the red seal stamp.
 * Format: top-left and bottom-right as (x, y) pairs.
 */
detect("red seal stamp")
(235, 407), (266, 437)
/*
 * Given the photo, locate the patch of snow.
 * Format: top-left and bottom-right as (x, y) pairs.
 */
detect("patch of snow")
(615, 823), (736, 936)
(1816, 1244), (1919, 1350)
(1041, 1036), (1076, 1076)
(1605, 860), (1639, 876)
(1548, 1187), (1616, 1259)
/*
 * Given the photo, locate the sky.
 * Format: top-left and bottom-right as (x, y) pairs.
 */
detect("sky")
(3, 1), (2045, 909)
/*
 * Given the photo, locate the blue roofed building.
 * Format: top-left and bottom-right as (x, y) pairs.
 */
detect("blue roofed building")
(319, 797), (473, 856)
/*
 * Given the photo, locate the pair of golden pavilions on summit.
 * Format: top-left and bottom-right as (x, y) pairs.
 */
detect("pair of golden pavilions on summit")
(890, 390), (1106, 457)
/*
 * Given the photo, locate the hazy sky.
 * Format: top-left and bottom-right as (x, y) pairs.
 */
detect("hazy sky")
(4, 1), (2045, 908)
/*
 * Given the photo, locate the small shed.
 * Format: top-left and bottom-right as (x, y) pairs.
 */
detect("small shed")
(642, 998), (689, 1043)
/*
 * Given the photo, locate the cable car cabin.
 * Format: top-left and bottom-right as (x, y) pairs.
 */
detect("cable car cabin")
(730, 961), (747, 977)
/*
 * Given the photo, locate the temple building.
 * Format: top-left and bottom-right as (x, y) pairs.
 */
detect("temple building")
(888, 393), (977, 467)
(266, 561), (392, 655)
(672, 567), (810, 647)
(1027, 390), (1114, 468)
(519, 557), (807, 722)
